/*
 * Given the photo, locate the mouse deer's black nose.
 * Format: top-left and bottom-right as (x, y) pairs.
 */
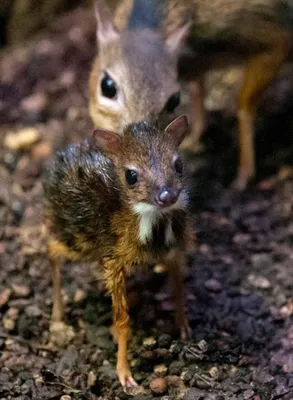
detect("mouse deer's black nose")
(156, 186), (180, 208)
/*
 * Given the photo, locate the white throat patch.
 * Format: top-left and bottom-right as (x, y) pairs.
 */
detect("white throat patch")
(131, 191), (187, 244)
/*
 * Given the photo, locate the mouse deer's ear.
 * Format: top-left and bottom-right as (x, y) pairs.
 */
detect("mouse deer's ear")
(95, 0), (119, 43)
(164, 115), (189, 146)
(165, 21), (191, 54)
(93, 128), (121, 155)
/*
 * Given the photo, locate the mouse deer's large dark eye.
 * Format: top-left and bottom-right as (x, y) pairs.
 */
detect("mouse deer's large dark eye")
(125, 169), (138, 186)
(101, 72), (117, 99)
(165, 92), (181, 113)
(174, 157), (183, 175)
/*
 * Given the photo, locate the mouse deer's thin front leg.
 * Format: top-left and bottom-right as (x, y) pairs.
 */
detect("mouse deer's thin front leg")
(163, 249), (191, 340)
(104, 261), (137, 389)
(235, 29), (292, 190)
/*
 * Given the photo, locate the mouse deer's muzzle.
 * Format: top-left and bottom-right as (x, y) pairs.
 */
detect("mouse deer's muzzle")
(155, 186), (181, 208)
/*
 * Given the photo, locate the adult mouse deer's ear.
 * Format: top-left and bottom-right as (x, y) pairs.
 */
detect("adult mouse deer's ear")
(93, 128), (121, 155)
(95, 0), (119, 43)
(164, 115), (189, 146)
(165, 21), (191, 54)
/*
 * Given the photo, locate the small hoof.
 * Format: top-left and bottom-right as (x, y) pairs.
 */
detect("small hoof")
(180, 321), (192, 340)
(232, 173), (252, 191)
(49, 321), (75, 347)
(117, 367), (138, 391)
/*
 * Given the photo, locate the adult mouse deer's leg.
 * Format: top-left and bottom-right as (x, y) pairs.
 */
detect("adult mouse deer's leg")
(50, 258), (64, 322)
(47, 241), (74, 346)
(104, 262), (137, 389)
(181, 77), (206, 152)
(235, 29), (292, 190)
(163, 249), (191, 340)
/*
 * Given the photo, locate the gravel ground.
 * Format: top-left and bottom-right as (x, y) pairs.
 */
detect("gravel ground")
(0, 8), (293, 400)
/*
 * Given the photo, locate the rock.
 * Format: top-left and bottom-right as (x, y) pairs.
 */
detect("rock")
(0, 288), (12, 307)
(250, 253), (271, 269)
(157, 333), (172, 348)
(197, 340), (208, 352)
(97, 365), (117, 385)
(25, 305), (42, 317)
(56, 345), (78, 375)
(11, 284), (31, 298)
(169, 361), (185, 375)
(3, 318), (15, 331)
(125, 386), (146, 396)
(243, 389), (255, 399)
(4, 128), (41, 151)
(154, 364), (168, 377)
(73, 288), (86, 303)
(205, 279), (223, 292)
(31, 141), (53, 161)
(143, 337), (157, 349)
(150, 377), (168, 395)
(247, 274), (271, 289)
(87, 370), (97, 387)
(209, 366), (219, 378)
(20, 92), (48, 121)
(185, 388), (205, 400)
(60, 396), (72, 400)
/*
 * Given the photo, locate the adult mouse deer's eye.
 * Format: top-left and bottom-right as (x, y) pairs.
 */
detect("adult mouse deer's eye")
(101, 72), (117, 99)
(165, 92), (181, 113)
(174, 157), (183, 175)
(125, 169), (138, 186)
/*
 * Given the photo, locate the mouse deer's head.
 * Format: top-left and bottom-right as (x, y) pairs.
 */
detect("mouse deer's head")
(89, 0), (190, 133)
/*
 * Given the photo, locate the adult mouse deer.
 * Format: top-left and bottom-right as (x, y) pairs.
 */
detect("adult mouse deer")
(89, 0), (293, 189)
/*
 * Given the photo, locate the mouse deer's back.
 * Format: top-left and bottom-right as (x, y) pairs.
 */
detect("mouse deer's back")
(89, 0), (190, 133)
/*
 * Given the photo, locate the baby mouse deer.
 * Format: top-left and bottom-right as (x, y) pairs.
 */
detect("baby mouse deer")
(43, 115), (193, 389)
(89, 0), (293, 189)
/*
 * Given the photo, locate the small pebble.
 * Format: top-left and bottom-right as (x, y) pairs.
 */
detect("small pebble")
(250, 253), (271, 269)
(60, 396), (72, 400)
(73, 288), (86, 303)
(247, 274), (271, 289)
(11, 284), (31, 298)
(31, 141), (52, 160)
(150, 377), (168, 395)
(154, 364), (168, 377)
(25, 305), (42, 317)
(20, 92), (48, 116)
(197, 340), (208, 352)
(205, 279), (223, 292)
(209, 366), (219, 378)
(3, 318), (15, 331)
(243, 389), (255, 399)
(0, 288), (12, 307)
(143, 337), (157, 349)
(158, 333), (172, 348)
(87, 370), (97, 387)
(4, 128), (41, 151)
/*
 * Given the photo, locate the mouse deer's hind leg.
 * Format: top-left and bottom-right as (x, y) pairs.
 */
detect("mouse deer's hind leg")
(50, 258), (64, 322)
(235, 29), (292, 190)
(47, 240), (75, 347)
(163, 249), (191, 340)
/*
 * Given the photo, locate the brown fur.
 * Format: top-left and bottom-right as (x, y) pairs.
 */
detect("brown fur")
(43, 116), (192, 388)
(89, 0), (293, 188)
